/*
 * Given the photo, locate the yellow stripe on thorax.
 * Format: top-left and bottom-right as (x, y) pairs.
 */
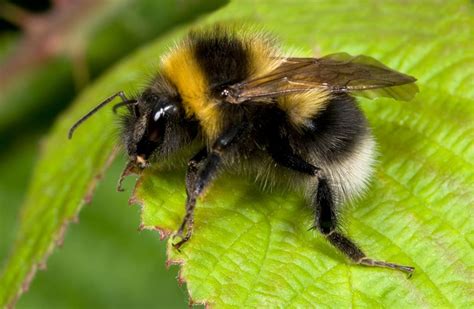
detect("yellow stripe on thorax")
(161, 45), (221, 140)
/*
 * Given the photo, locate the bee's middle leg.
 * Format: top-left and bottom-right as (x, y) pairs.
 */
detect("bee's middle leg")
(266, 134), (320, 176)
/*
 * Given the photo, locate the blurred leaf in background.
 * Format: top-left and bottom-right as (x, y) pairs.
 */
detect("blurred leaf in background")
(17, 158), (188, 308)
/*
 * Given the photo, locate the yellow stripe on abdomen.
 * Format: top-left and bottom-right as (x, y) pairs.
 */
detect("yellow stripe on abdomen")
(278, 90), (332, 129)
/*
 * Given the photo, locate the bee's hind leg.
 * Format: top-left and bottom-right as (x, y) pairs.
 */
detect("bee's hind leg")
(313, 177), (415, 276)
(266, 136), (414, 276)
(173, 125), (246, 249)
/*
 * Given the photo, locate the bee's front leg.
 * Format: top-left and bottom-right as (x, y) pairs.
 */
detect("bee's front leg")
(172, 148), (211, 249)
(173, 124), (246, 250)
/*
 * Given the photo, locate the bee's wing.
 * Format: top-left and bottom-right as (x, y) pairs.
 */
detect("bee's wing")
(224, 53), (419, 103)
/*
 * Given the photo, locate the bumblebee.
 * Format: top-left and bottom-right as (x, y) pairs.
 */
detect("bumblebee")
(69, 26), (418, 275)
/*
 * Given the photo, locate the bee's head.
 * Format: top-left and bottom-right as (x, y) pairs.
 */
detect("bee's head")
(122, 89), (191, 168)
(69, 87), (197, 171)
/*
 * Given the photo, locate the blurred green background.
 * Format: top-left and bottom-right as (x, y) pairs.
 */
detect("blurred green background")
(0, 0), (227, 307)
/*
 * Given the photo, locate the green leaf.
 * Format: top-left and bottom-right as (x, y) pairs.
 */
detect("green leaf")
(136, 0), (474, 307)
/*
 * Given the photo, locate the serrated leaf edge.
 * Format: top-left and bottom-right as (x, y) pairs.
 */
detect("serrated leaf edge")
(2, 147), (119, 309)
(131, 178), (212, 308)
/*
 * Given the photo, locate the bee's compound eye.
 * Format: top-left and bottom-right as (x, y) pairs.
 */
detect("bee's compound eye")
(153, 104), (177, 121)
(154, 109), (165, 121)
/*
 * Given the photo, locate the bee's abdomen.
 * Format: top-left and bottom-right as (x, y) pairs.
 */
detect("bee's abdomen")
(303, 94), (370, 162)
(296, 94), (376, 203)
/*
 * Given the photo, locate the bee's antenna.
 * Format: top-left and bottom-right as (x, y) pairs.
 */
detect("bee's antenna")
(112, 100), (138, 114)
(68, 91), (131, 139)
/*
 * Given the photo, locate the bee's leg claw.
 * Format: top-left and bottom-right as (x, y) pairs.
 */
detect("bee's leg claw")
(359, 257), (415, 277)
(172, 235), (190, 250)
(172, 228), (184, 240)
(171, 220), (194, 251)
